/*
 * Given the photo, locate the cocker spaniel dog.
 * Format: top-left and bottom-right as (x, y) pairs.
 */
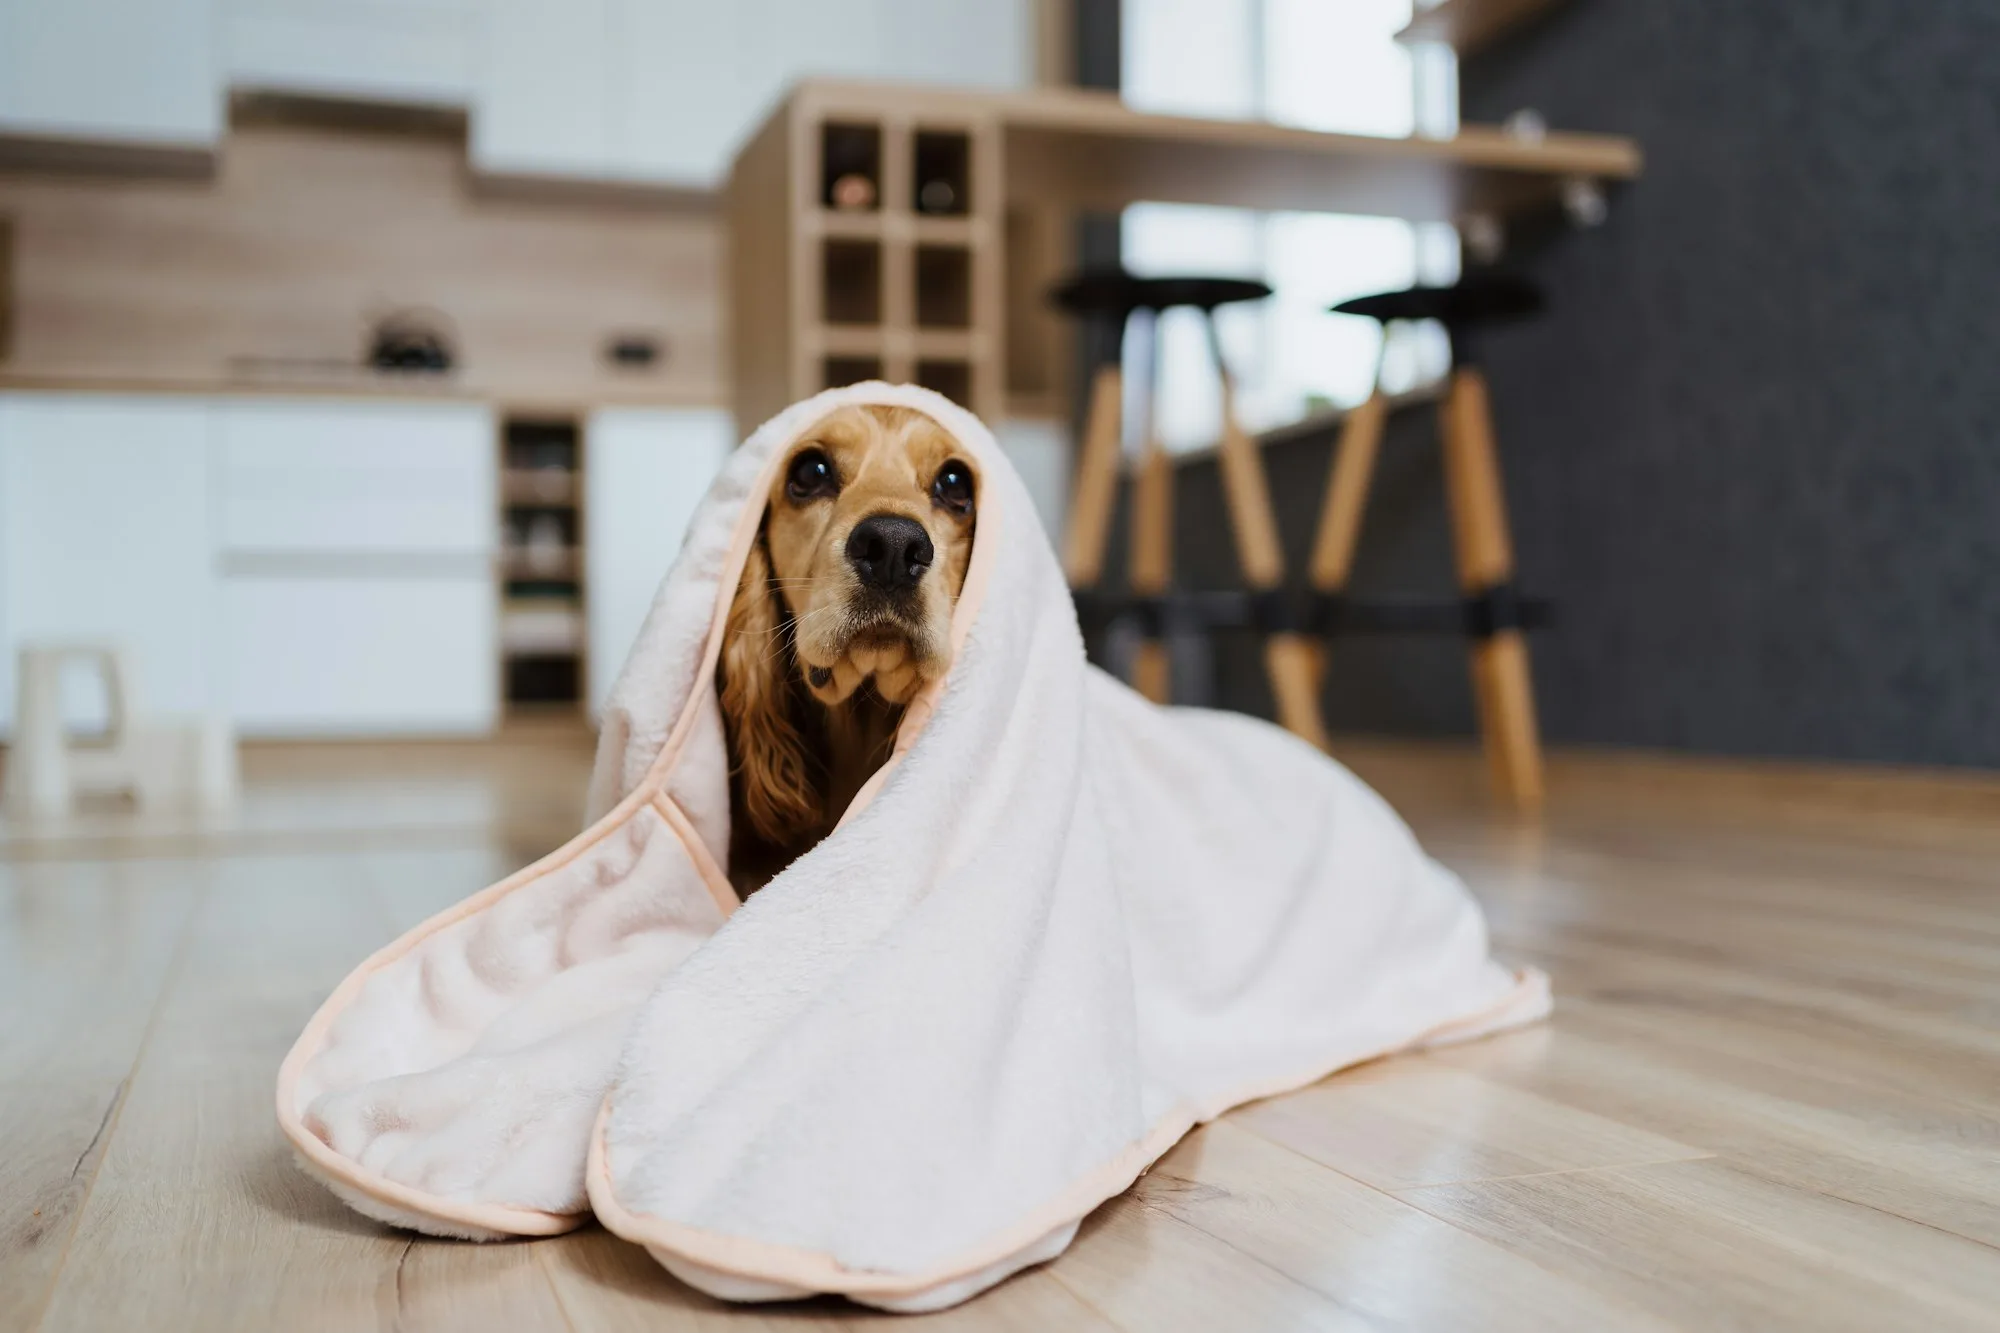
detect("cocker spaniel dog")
(718, 404), (978, 894)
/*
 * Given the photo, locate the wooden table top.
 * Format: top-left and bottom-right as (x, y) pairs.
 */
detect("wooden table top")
(789, 79), (1642, 221)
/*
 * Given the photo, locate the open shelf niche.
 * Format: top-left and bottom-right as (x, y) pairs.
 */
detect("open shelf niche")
(498, 416), (586, 714)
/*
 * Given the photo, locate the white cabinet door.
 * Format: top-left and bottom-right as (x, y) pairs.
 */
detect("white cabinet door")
(222, 0), (476, 107)
(0, 0), (221, 146)
(216, 400), (495, 555)
(476, 0), (1030, 189)
(215, 397), (497, 737)
(585, 407), (732, 712)
(224, 576), (495, 737)
(0, 395), (219, 735)
(609, 0), (755, 187)
(471, 0), (613, 179)
(880, 0), (1031, 91)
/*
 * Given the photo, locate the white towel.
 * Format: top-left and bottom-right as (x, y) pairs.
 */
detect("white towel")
(277, 382), (1548, 1312)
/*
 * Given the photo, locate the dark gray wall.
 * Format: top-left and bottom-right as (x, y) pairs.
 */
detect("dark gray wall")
(1172, 1), (2000, 767)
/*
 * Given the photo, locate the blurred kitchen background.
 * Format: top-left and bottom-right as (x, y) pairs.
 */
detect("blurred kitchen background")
(0, 0), (1993, 808)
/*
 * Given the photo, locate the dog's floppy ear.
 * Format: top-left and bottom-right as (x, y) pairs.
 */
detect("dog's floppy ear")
(719, 537), (818, 846)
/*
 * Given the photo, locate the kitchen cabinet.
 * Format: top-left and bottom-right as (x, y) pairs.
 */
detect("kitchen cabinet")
(4, 0), (1029, 188)
(0, 0), (221, 146)
(477, 0), (1033, 188)
(606, 2), (759, 186)
(470, 0), (615, 179)
(222, 0), (476, 107)
(0, 392), (501, 740)
(584, 407), (732, 712)
(216, 398), (499, 737)
(0, 395), (220, 736)
(223, 575), (494, 736)
(216, 400), (494, 554)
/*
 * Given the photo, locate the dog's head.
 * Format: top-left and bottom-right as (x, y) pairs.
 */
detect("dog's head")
(719, 403), (979, 845)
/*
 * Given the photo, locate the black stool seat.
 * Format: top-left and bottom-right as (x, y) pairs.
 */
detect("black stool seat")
(1331, 272), (1543, 327)
(1051, 268), (1272, 318)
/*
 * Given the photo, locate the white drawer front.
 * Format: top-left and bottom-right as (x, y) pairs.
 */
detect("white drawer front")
(225, 575), (495, 736)
(217, 400), (496, 554)
(585, 407), (733, 712)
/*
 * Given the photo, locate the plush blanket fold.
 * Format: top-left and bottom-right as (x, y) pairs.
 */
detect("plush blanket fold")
(277, 382), (1549, 1311)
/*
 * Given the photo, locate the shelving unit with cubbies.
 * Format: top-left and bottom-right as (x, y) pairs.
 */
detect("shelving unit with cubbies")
(497, 416), (588, 715)
(726, 84), (1004, 434)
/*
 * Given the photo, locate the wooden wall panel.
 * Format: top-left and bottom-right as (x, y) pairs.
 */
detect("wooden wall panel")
(0, 123), (724, 407)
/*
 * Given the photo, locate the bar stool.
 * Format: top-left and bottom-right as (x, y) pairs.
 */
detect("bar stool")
(1052, 268), (1330, 750)
(1311, 271), (1547, 810)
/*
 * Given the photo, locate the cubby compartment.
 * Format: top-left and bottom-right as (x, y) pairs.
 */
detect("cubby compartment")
(506, 654), (581, 705)
(915, 245), (972, 329)
(916, 359), (972, 406)
(821, 122), (883, 212)
(912, 130), (971, 215)
(824, 355), (884, 389)
(821, 238), (882, 325)
(500, 417), (585, 712)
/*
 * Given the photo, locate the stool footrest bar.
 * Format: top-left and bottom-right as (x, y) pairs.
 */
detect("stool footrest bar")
(1071, 586), (1551, 640)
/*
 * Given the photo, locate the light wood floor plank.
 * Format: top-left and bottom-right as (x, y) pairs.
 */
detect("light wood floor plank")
(1230, 1058), (1708, 1191)
(1048, 1191), (1374, 1332)
(30, 850), (571, 1333)
(1427, 1014), (2000, 1249)
(0, 858), (202, 1330)
(539, 1228), (1115, 1331)
(1136, 1120), (1675, 1332)
(1399, 1158), (2000, 1333)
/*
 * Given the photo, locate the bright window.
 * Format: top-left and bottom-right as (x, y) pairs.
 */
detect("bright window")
(1121, 0), (1459, 450)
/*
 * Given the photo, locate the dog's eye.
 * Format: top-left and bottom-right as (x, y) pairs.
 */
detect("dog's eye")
(932, 459), (975, 517)
(785, 449), (838, 502)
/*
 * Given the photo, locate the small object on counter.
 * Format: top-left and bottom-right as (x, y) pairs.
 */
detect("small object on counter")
(368, 310), (455, 374)
(831, 172), (877, 211)
(917, 178), (957, 215)
(607, 334), (663, 368)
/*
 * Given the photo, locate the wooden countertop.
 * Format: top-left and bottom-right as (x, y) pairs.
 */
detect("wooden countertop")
(793, 79), (1641, 221)
(0, 369), (728, 413)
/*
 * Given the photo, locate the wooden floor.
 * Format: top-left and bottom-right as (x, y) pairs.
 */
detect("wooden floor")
(5, 732), (2000, 1331)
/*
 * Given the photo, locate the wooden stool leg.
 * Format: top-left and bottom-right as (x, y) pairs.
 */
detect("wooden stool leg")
(1440, 367), (1545, 812)
(1129, 439), (1173, 703)
(1207, 317), (1329, 750)
(1304, 390), (1387, 683)
(1308, 392), (1386, 592)
(1063, 362), (1124, 586)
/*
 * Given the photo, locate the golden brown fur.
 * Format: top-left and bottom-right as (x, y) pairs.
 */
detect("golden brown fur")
(718, 404), (978, 893)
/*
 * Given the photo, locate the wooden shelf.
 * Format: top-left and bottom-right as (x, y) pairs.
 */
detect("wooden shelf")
(812, 326), (887, 358)
(1396, 0), (1568, 54)
(500, 601), (584, 656)
(806, 211), (983, 247)
(812, 210), (885, 239)
(501, 546), (582, 580)
(911, 216), (980, 246)
(912, 330), (980, 360)
(501, 468), (577, 505)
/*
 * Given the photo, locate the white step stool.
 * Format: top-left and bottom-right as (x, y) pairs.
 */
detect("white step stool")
(4, 644), (239, 820)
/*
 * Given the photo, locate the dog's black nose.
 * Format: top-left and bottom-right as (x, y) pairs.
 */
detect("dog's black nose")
(846, 514), (934, 593)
